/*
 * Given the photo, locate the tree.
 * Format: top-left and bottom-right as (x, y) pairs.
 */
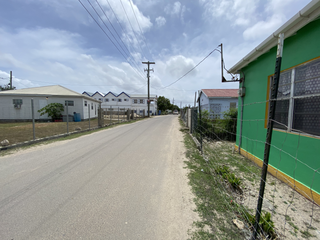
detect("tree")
(157, 96), (171, 112)
(171, 104), (180, 111)
(157, 96), (181, 112)
(0, 83), (16, 91)
(38, 103), (64, 121)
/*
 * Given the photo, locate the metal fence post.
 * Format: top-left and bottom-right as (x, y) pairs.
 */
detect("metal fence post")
(198, 105), (202, 153)
(252, 33), (284, 239)
(66, 102), (69, 134)
(88, 105), (91, 130)
(118, 107), (119, 123)
(31, 99), (35, 140)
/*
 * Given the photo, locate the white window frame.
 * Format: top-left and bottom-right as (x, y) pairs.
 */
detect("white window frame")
(270, 58), (320, 136)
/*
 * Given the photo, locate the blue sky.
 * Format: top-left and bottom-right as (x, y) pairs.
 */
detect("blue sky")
(0, 0), (311, 107)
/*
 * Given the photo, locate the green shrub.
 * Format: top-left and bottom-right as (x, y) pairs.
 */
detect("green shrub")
(38, 103), (64, 121)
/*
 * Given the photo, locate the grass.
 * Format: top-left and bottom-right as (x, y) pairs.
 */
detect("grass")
(180, 118), (281, 239)
(0, 118), (139, 156)
(0, 117), (130, 146)
(182, 125), (245, 239)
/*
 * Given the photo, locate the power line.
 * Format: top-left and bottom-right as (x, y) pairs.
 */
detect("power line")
(86, 0), (144, 78)
(119, 0), (148, 61)
(162, 47), (220, 89)
(128, 0), (152, 59)
(95, 0), (143, 73)
(78, 0), (145, 80)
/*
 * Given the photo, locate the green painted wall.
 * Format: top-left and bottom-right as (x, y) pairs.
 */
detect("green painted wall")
(236, 18), (320, 194)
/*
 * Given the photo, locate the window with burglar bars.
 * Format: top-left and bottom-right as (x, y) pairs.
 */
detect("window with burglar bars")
(269, 58), (320, 136)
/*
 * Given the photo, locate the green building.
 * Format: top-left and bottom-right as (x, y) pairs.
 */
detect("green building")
(229, 1), (320, 205)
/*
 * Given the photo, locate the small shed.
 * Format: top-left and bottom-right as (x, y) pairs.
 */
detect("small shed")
(0, 85), (101, 122)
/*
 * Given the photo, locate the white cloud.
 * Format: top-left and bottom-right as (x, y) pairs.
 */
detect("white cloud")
(165, 2), (182, 16)
(243, 15), (285, 40)
(0, 27), (147, 93)
(165, 55), (197, 79)
(200, 0), (258, 26)
(155, 16), (166, 27)
(242, 0), (301, 40)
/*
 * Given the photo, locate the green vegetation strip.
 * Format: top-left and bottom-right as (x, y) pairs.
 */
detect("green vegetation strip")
(181, 122), (277, 239)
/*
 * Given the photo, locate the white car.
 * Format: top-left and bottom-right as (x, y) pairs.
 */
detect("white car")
(173, 110), (179, 115)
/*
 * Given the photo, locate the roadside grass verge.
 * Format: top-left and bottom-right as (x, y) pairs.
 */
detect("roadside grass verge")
(0, 119), (140, 157)
(181, 119), (320, 239)
(0, 119), (100, 145)
(182, 128), (247, 239)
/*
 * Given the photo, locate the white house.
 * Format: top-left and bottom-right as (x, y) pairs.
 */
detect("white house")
(198, 89), (238, 119)
(0, 85), (101, 121)
(82, 91), (158, 115)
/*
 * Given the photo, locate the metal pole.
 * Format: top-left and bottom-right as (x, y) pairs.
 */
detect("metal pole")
(66, 102), (69, 134)
(252, 33), (284, 240)
(239, 91), (244, 153)
(88, 105), (91, 130)
(31, 99), (35, 140)
(118, 107), (119, 123)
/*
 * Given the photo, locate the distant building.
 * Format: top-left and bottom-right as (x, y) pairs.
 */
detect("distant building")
(198, 89), (238, 119)
(0, 85), (100, 121)
(82, 91), (158, 115)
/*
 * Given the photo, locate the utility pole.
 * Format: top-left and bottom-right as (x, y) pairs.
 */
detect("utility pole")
(142, 61), (155, 117)
(10, 71), (12, 89)
(172, 98), (174, 105)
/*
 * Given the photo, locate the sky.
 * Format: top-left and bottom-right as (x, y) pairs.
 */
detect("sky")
(0, 0), (312, 107)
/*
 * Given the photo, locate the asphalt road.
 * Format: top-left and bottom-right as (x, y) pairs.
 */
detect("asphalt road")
(0, 115), (196, 240)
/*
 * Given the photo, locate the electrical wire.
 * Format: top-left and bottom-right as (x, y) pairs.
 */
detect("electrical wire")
(119, 0), (148, 61)
(128, 0), (152, 59)
(162, 47), (220, 89)
(86, 0), (144, 78)
(78, 0), (145, 80)
(95, 0), (143, 73)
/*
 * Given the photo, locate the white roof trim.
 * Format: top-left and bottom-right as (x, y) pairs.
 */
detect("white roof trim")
(229, 0), (320, 74)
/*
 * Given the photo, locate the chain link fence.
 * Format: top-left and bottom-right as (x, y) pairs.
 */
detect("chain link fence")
(181, 107), (320, 239)
(0, 104), (144, 149)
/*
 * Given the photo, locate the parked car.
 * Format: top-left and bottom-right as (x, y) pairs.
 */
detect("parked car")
(173, 110), (179, 115)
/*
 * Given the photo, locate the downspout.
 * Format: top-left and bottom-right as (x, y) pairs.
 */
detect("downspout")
(238, 71), (245, 154)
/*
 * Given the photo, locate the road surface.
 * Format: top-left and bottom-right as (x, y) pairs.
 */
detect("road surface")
(0, 115), (197, 239)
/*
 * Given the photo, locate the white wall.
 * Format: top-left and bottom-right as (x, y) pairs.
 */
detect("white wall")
(0, 96), (99, 121)
(208, 98), (238, 119)
(199, 93), (210, 111)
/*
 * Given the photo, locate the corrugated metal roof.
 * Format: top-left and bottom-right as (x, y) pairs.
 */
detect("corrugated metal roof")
(202, 89), (238, 98)
(0, 85), (101, 102)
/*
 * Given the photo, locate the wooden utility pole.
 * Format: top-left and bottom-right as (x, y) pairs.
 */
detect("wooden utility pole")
(142, 61), (155, 117)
